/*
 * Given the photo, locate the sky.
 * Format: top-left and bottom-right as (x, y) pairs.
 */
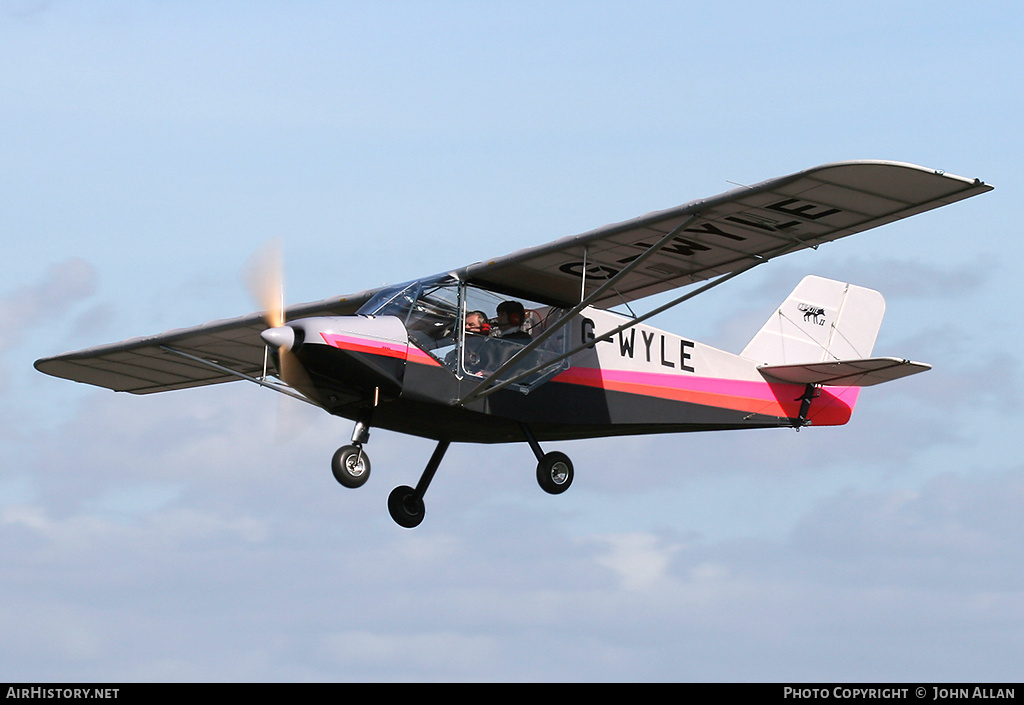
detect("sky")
(2, 0), (1022, 682)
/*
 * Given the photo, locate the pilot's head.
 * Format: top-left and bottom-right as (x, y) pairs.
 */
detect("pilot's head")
(495, 301), (525, 330)
(465, 310), (487, 334)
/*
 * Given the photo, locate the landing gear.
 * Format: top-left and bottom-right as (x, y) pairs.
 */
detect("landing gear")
(331, 445), (370, 488)
(536, 451), (573, 495)
(387, 485), (425, 528)
(332, 419), (573, 527)
(332, 408), (375, 488)
(793, 383), (821, 430)
(387, 440), (450, 529)
(520, 423), (575, 494)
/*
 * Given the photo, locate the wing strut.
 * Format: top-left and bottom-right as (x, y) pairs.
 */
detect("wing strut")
(159, 346), (320, 406)
(456, 213), (702, 405)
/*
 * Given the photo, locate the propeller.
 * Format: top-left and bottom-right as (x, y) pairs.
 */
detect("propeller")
(244, 239), (320, 406)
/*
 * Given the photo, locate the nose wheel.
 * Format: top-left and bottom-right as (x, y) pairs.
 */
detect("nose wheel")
(331, 445), (371, 488)
(332, 413), (374, 488)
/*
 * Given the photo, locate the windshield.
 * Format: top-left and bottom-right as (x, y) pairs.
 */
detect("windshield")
(358, 275), (460, 366)
(357, 279), (422, 319)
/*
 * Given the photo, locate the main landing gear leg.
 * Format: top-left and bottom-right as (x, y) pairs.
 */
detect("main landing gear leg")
(520, 423), (574, 495)
(388, 440), (450, 529)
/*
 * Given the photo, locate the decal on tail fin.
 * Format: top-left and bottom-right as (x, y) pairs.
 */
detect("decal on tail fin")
(741, 276), (886, 365)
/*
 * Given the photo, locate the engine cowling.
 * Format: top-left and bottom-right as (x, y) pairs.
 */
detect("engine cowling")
(279, 315), (410, 404)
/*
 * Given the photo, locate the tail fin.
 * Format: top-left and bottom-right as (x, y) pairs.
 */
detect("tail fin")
(743, 276), (929, 427)
(741, 275), (886, 365)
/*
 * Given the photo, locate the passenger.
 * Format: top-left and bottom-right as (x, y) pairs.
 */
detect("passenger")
(492, 301), (531, 343)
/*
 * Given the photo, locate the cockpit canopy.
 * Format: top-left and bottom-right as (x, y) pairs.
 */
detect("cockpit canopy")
(358, 275), (570, 390)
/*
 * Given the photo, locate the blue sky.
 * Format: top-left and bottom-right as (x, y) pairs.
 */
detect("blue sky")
(2, 0), (1023, 681)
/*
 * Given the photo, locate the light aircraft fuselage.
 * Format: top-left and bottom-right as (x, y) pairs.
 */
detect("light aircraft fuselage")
(292, 302), (858, 445)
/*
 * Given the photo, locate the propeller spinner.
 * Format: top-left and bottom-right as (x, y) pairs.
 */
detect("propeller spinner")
(245, 240), (320, 404)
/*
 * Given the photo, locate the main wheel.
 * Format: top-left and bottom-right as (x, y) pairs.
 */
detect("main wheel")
(388, 485), (425, 528)
(536, 451), (573, 494)
(332, 445), (371, 488)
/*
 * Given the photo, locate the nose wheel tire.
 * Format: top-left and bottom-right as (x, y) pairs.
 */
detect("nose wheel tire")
(332, 445), (371, 488)
(388, 485), (425, 528)
(536, 451), (573, 494)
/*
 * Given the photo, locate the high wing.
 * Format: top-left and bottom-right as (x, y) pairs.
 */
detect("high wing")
(36, 160), (991, 398)
(34, 289), (379, 395)
(458, 161), (992, 308)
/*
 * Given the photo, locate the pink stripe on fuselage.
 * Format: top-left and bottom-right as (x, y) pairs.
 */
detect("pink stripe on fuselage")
(552, 366), (858, 425)
(319, 332), (441, 366)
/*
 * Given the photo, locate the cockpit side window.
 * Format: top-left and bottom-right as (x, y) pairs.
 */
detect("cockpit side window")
(458, 285), (569, 388)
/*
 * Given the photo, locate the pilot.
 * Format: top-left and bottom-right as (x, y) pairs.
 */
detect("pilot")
(493, 301), (531, 343)
(460, 310), (491, 374)
(465, 310), (489, 335)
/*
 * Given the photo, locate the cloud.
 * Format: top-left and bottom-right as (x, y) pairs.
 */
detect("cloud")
(793, 469), (1024, 573)
(0, 259), (96, 346)
(743, 256), (993, 303)
(0, 258), (97, 392)
(592, 531), (682, 591)
(837, 257), (991, 300)
(321, 630), (500, 681)
(687, 254), (995, 358)
(0, 0), (51, 21)
(887, 328), (1021, 414)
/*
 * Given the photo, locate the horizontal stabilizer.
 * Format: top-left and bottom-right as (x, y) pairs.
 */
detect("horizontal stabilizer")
(758, 357), (931, 387)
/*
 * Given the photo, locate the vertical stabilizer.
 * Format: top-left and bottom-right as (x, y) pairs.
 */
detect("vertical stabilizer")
(741, 276), (886, 365)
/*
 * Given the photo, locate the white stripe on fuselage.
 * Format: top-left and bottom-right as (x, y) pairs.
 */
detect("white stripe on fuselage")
(574, 308), (762, 382)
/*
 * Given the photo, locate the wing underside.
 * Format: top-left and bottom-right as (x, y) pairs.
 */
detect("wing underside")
(34, 291), (377, 394)
(461, 161), (992, 308)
